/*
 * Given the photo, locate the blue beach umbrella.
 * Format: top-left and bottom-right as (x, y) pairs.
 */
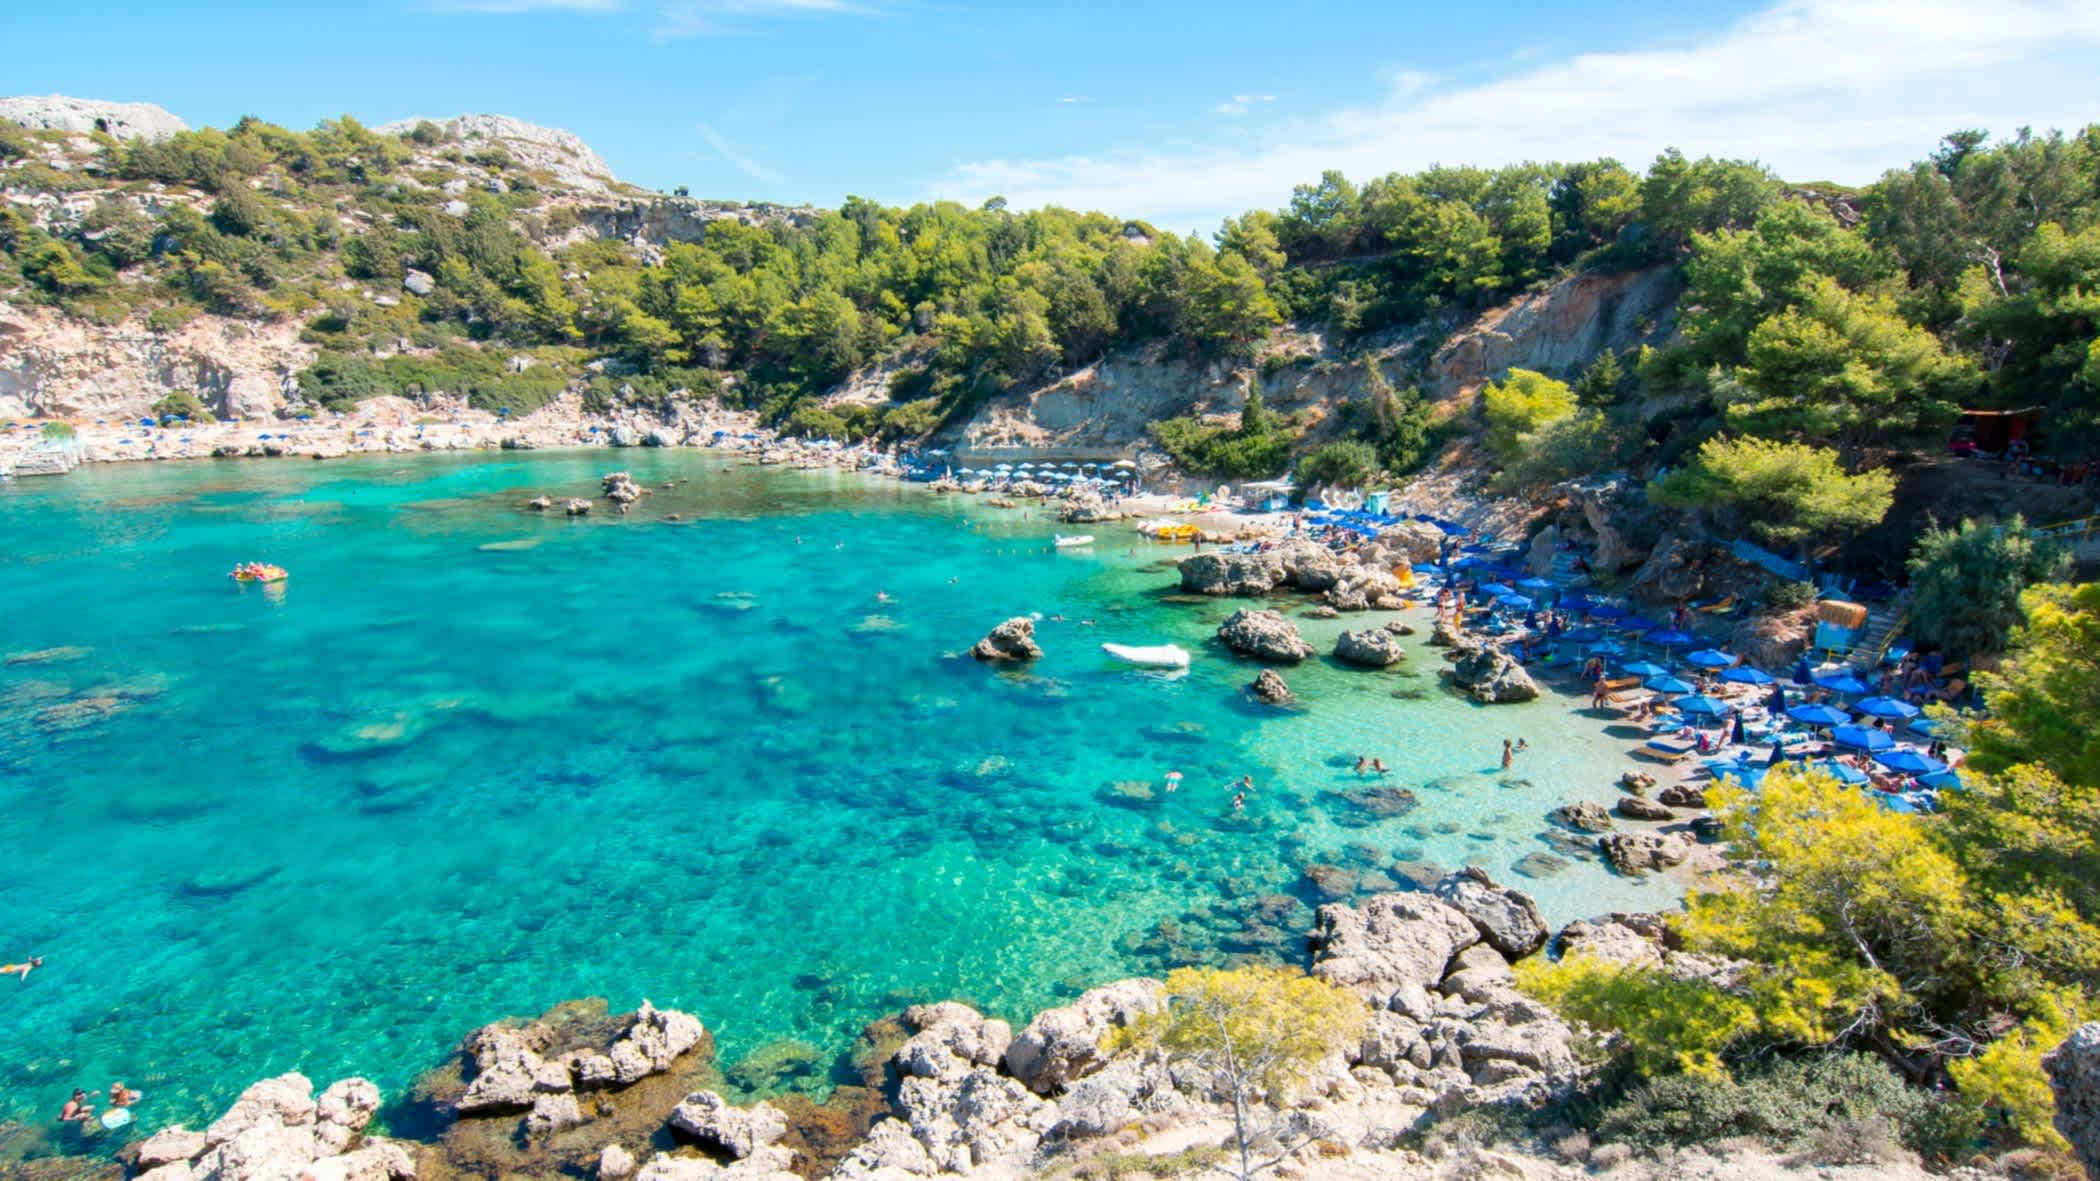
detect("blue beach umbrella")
(1621, 660), (1671, 678)
(1854, 696), (1920, 720)
(1498, 594), (1534, 610)
(1817, 759), (1870, 786)
(1686, 648), (1735, 669)
(1587, 640), (1628, 657)
(1674, 694), (1730, 718)
(1648, 629), (1694, 648)
(1908, 716), (1947, 738)
(1787, 703), (1851, 727)
(1722, 666), (1776, 685)
(1618, 616), (1659, 633)
(1833, 725), (1895, 751)
(1646, 675), (1696, 694)
(1560, 594), (1594, 612)
(1713, 765), (1766, 789)
(1917, 769), (1966, 791)
(1518, 577), (1554, 591)
(1478, 582), (1513, 597)
(1587, 604), (1628, 621)
(1563, 627), (1603, 644)
(1874, 748), (1947, 775)
(1815, 671), (1872, 695)
(1411, 563), (1441, 576)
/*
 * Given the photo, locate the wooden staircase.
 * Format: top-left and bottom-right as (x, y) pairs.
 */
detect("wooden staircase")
(1843, 598), (1908, 668)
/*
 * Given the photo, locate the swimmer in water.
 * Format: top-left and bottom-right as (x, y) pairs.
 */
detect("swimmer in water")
(2, 957), (41, 981)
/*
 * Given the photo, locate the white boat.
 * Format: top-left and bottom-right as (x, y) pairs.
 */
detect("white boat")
(1054, 534), (1095, 548)
(1102, 642), (1191, 668)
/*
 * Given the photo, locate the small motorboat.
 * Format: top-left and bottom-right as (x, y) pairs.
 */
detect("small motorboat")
(1054, 534), (1095, 548)
(1102, 642), (1191, 668)
(230, 563), (288, 584)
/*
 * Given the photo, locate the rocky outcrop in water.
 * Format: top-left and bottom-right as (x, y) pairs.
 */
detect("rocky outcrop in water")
(1248, 668), (1295, 705)
(1446, 641), (1539, 703)
(132, 1072), (410, 1181)
(1552, 800), (1614, 832)
(970, 617), (1041, 662)
(1215, 609), (1314, 663)
(1334, 627), (1405, 667)
(668, 1091), (788, 1161)
(1433, 869), (1549, 959)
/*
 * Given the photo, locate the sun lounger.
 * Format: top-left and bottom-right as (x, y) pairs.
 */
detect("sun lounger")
(1636, 736), (1698, 762)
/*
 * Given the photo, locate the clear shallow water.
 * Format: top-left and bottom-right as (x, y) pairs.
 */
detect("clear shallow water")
(0, 452), (1676, 1137)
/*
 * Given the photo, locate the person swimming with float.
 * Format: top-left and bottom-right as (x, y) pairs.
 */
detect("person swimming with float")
(3, 956), (42, 981)
(58, 1090), (93, 1123)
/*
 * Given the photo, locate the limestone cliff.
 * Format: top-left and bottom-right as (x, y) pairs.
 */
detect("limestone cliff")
(0, 301), (312, 420)
(0, 95), (188, 140)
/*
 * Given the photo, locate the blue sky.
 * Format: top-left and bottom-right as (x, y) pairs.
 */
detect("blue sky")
(12, 0), (2100, 231)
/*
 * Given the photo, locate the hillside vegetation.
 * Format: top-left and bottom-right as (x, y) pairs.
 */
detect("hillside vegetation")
(2, 112), (2096, 511)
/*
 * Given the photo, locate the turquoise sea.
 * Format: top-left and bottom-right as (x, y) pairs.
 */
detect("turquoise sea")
(0, 451), (1676, 1143)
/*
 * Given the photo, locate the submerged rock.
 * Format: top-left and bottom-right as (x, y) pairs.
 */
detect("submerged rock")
(1550, 800), (1613, 832)
(970, 617), (1041, 662)
(1215, 609), (1314, 663)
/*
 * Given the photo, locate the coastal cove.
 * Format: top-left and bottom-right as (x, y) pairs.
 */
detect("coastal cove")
(0, 452), (1676, 1141)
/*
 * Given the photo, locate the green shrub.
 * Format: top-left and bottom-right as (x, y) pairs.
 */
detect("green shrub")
(41, 421), (75, 441)
(1765, 580), (1817, 610)
(1481, 368), (1577, 457)
(150, 391), (214, 421)
(1297, 439), (1379, 489)
(1597, 1053), (1935, 1157)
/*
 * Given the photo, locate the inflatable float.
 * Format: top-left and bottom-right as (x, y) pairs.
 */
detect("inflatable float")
(1054, 534), (1095, 548)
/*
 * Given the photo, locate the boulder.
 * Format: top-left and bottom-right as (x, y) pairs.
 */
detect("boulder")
(565, 498), (592, 516)
(608, 427), (641, 448)
(525, 1093), (585, 1137)
(1248, 668), (1294, 706)
(1525, 525), (1559, 577)
(1599, 831), (1691, 876)
(137, 1128), (208, 1169)
(1058, 494), (1118, 524)
(527, 495), (553, 511)
(1615, 795), (1674, 822)
(1448, 643), (1539, 704)
(1657, 783), (1708, 809)
(1004, 978), (1165, 1095)
(1275, 539), (1346, 591)
(1045, 1054), (1183, 1139)
(607, 1002), (707, 1085)
(1551, 801), (1613, 832)
(896, 1068), (1052, 1173)
(1618, 770), (1657, 794)
(2046, 1022), (2100, 1179)
(1624, 534), (1712, 603)
(1428, 619), (1464, 648)
(598, 1144), (638, 1180)
(1176, 551), (1286, 596)
(1374, 520), (1445, 565)
(644, 428), (678, 448)
(1215, 609), (1314, 663)
(297, 1142), (416, 1181)
(602, 471), (644, 503)
(204, 1073), (319, 1147)
(401, 270), (435, 297)
(1432, 868), (1549, 959)
(830, 1118), (935, 1180)
(1308, 893), (1481, 1005)
(1333, 628), (1405, 668)
(895, 1003), (1013, 1082)
(970, 617), (1041, 662)
(1733, 606), (1817, 669)
(668, 1091), (787, 1159)
(315, 1078), (382, 1153)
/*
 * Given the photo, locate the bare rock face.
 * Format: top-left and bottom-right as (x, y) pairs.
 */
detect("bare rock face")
(0, 94), (189, 139)
(147, 1072), (414, 1181)
(2045, 1022), (2100, 1179)
(1423, 265), (1678, 399)
(375, 113), (617, 193)
(1248, 668), (1295, 706)
(1004, 978), (1165, 1095)
(608, 1001), (708, 1085)
(1599, 831), (1691, 876)
(1375, 519), (1445, 565)
(1334, 628), (1405, 667)
(1432, 868), (1549, 959)
(1734, 605), (1817, 669)
(1216, 609), (1315, 663)
(970, 617), (1041, 662)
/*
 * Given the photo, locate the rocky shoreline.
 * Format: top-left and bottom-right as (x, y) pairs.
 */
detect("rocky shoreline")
(28, 882), (1735, 1181)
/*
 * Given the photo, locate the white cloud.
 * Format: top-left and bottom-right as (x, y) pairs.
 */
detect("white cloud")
(932, 0), (2100, 229)
(1216, 93), (1275, 116)
(1056, 96), (1092, 105)
(654, 0), (867, 38)
(433, 0), (620, 11)
(697, 122), (782, 183)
